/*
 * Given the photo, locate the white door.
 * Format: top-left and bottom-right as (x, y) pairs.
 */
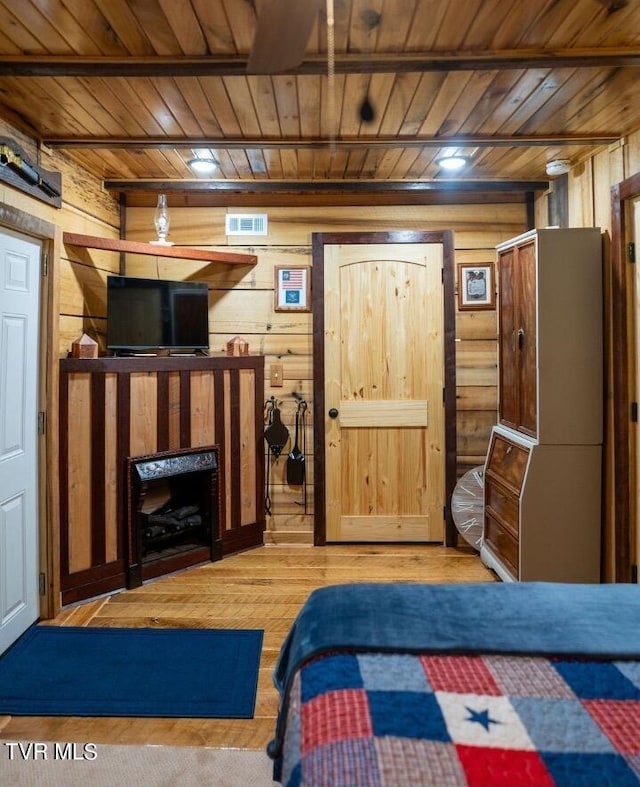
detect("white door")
(0, 228), (41, 655)
(634, 198), (640, 584)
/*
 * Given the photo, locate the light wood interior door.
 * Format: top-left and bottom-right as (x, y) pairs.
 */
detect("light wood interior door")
(324, 242), (444, 542)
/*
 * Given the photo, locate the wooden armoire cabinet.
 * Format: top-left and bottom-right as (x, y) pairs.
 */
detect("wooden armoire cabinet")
(481, 228), (603, 582)
(497, 237), (537, 438)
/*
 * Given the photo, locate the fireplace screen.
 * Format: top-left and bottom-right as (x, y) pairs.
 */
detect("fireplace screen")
(126, 445), (221, 588)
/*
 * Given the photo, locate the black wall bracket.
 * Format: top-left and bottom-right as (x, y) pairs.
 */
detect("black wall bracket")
(0, 137), (61, 208)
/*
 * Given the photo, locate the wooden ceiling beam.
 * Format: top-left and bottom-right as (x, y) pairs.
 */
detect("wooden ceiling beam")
(105, 179), (549, 194)
(109, 179), (548, 207)
(45, 133), (619, 150)
(121, 190), (537, 208)
(1, 49), (640, 77)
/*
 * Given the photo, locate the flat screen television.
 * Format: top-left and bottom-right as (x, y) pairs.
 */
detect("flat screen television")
(107, 276), (210, 353)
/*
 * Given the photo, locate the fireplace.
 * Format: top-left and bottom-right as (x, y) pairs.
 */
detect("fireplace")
(126, 445), (222, 588)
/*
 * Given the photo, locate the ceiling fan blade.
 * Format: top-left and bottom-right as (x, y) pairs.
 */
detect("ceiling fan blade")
(592, 0), (627, 9)
(247, 0), (323, 74)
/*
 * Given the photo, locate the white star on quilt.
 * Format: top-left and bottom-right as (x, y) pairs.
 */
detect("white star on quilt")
(464, 706), (501, 731)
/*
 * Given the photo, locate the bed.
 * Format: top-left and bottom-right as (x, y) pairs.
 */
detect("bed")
(267, 582), (640, 786)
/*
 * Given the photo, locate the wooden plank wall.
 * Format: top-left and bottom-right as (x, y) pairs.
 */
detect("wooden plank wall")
(0, 118), (122, 359)
(120, 203), (528, 544)
(13, 104), (635, 563)
(3, 99), (639, 583)
(0, 115), (525, 562)
(9, 114), (640, 576)
(0, 118), (121, 612)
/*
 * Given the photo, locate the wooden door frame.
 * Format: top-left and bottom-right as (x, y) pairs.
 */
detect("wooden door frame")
(0, 201), (60, 618)
(311, 230), (457, 546)
(611, 172), (640, 582)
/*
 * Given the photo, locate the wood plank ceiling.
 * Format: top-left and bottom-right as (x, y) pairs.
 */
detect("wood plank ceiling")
(0, 0), (639, 204)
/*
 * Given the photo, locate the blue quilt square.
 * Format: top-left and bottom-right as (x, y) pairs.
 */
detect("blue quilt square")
(301, 654), (363, 702)
(553, 660), (640, 701)
(367, 690), (450, 742)
(615, 661), (640, 691)
(541, 751), (640, 786)
(357, 653), (432, 693)
(511, 697), (615, 753)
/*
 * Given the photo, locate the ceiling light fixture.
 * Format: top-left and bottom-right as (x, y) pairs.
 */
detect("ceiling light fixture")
(545, 159), (571, 177)
(436, 154), (468, 172)
(187, 157), (219, 176)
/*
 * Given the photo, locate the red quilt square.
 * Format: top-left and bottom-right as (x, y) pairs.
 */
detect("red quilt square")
(583, 699), (640, 754)
(301, 688), (373, 751)
(456, 744), (555, 787)
(420, 655), (502, 695)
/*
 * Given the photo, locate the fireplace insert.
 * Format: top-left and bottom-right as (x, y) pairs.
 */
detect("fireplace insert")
(126, 445), (221, 588)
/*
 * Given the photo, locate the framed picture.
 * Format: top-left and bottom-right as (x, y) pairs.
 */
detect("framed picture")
(274, 266), (311, 312)
(457, 262), (495, 310)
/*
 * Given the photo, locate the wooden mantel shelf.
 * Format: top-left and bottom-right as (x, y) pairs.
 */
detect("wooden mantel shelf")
(62, 232), (257, 266)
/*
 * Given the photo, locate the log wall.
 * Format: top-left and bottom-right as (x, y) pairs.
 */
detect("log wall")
(118, 203), (528, 543)
(0, 121), (122, 368)
(0, 118), (121, 613)
(6, 109), (640, 569)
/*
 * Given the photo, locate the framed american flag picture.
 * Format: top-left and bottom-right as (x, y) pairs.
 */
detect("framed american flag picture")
(457, 262), (495, 311)
(274, 266), (311, 312)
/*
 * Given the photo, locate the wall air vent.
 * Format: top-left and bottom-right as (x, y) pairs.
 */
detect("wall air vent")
(225, 213), (268, 236)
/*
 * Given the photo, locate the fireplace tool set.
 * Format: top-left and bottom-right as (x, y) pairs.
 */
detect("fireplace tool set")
(264, 395), (308, 515)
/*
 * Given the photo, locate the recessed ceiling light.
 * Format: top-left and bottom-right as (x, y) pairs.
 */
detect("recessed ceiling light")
(187, 157), (219, 176)
(436, 155), (468, 172)
(545, 159), (571, 176)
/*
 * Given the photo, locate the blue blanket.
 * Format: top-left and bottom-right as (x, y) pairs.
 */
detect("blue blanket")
(269, 582), (640, 765)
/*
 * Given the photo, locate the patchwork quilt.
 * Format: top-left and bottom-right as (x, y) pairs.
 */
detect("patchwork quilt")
(279, 651), (640, 787)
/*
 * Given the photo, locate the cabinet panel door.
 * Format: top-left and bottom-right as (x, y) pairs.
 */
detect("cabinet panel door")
(517, 241), (537, 437)
(498, 248), (518, 430)
(486, 433), (529, 493)
(485, 513), (519, 579)
(485, 479), (519, 538)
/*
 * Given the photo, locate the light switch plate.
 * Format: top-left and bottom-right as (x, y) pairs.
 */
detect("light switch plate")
(270, 362), (284, 387)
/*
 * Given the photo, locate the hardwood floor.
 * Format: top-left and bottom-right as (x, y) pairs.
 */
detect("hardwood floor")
(0, 544), (495, 751)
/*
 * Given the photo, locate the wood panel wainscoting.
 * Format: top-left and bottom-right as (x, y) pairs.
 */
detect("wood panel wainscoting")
(58, 355), (265, 605)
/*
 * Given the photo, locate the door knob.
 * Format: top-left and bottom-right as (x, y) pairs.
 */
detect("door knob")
(328, 408), (339, 419)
